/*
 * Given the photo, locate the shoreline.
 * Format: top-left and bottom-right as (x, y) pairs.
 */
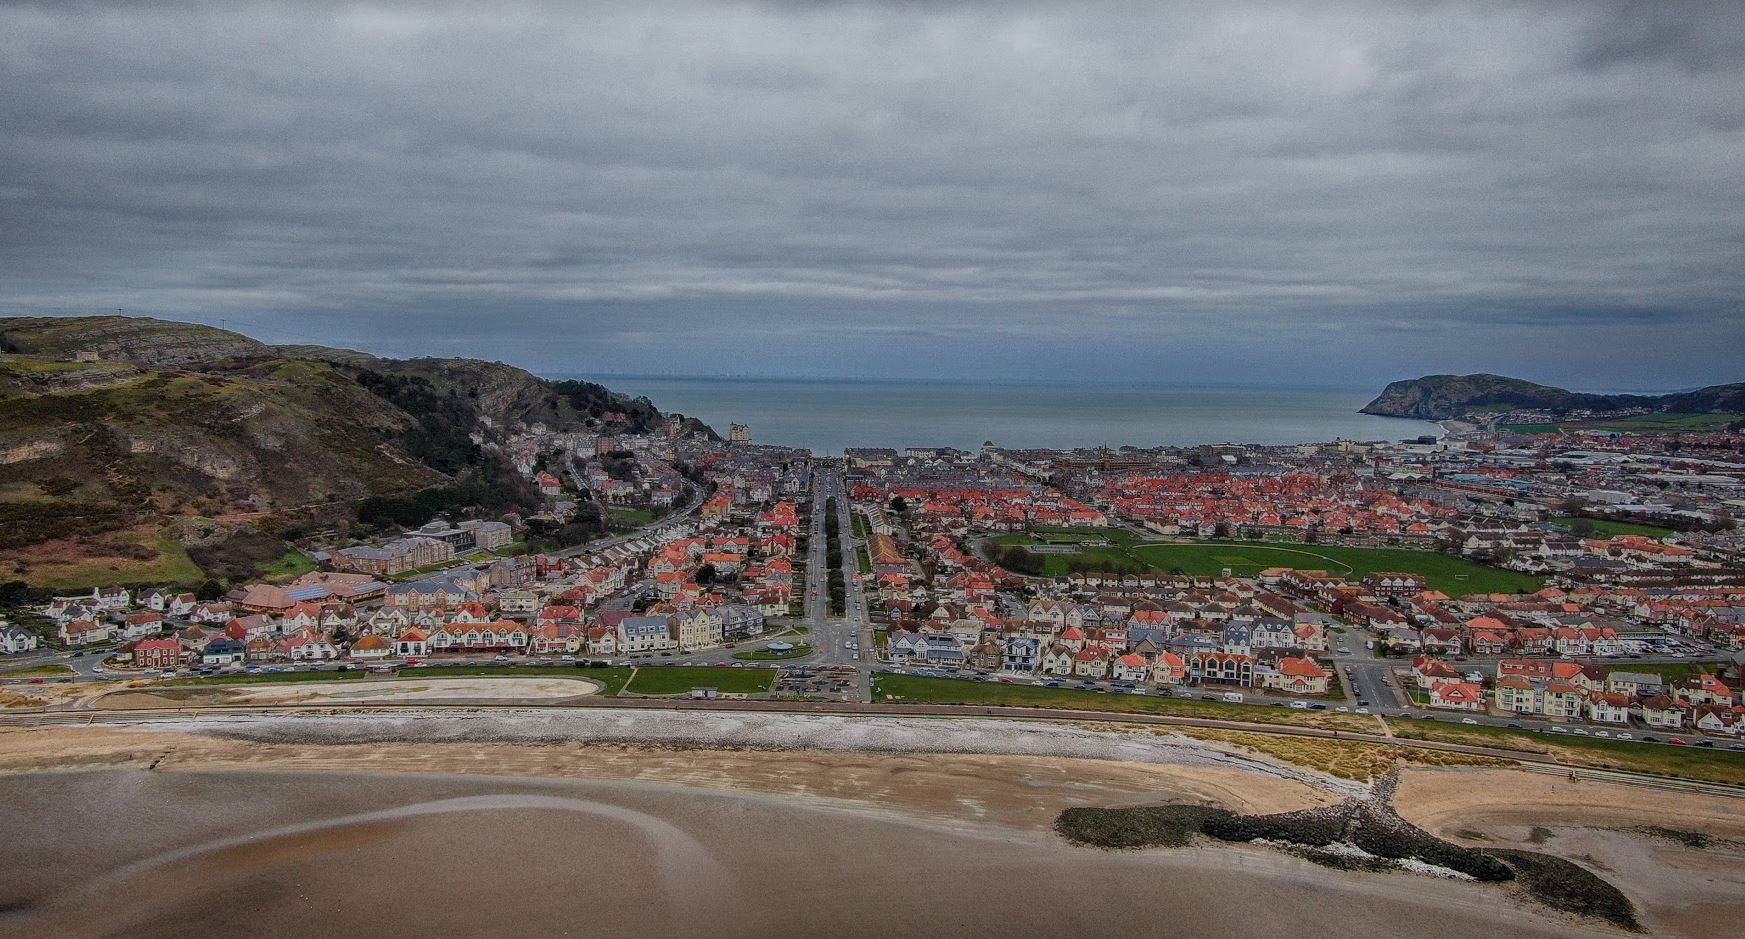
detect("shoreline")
(3, 717), (1741, 937)
(0, 762), (1640, 939)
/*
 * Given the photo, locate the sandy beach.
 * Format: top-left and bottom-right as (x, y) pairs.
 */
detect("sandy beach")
(0, 768), (1615, 939)
(0, 714), (1739, 938)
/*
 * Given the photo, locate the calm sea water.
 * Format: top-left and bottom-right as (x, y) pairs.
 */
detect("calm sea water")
(560, 376), (1440, 455)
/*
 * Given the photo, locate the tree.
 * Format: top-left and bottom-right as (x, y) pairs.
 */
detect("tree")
(0, 580), (31, 608)
(997, 545), (1046, 577)
(889, 495), (908, 514)
(696, 563), (717, 584)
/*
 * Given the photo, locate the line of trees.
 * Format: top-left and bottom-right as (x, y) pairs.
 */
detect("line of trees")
(992, 543), (1047, 576)
(825, 497), (846, 615)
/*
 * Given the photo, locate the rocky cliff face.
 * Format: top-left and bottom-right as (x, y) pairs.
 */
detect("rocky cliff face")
(1360, 373), (1742, 421)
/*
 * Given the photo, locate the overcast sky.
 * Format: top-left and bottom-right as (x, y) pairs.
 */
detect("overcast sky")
(2, 1), (1742, 389)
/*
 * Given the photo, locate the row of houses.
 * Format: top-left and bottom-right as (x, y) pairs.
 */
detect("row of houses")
(1407, 654), (1743, 734)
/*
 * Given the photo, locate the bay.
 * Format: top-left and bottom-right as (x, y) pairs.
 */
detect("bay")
(559, 376), (1440, 454)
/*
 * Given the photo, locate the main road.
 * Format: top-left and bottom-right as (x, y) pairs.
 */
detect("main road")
(794, 467), (873, 701)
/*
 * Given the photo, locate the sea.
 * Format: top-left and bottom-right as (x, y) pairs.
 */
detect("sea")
(558, 376), (1440, 454)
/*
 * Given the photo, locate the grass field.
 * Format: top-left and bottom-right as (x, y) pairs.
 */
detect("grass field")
(1603, 661), (1727, 682)
(0, 663), (73, 677)
(994, 534), (1540, 595)
(857, 545), (873, 575)
(1564, 412), (1741, 434)
(256, 548), (315, 582)
(733, 644), (811, 660)
(870, 674), (1374, 731)
(609, 507), (658, 527)
(1383, 718), (1745, 786)
(624, 665), (776, 695)
(1503, 413), (1741, 435)
(14, 529), (205, 591)
(1549, 516), (1676, 538)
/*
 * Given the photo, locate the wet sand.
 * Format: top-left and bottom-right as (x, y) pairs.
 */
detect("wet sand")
(2, 722), (1740, 937)
(1396, 767), (1745, 938)
(0, 769), (1613, 939)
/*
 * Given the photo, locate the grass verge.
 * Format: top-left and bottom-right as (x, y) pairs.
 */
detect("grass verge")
(1177, 728), (1512, 780)
(624, 666), (776, 695)
(0, 663), (74, 677)
(871, 674), (1373, 731)
(1384, 718), (1745, 786)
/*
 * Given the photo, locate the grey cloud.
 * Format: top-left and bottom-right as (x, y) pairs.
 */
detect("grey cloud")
(0, 1), (1742, 388)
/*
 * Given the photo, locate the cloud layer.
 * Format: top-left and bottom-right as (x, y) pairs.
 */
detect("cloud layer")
(2, 1), (1742, 386)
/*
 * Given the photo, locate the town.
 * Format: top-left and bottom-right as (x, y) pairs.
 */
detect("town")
(6, 417), (1745, 753)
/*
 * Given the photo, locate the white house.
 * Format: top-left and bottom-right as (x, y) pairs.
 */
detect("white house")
(0, 625), (39, 655)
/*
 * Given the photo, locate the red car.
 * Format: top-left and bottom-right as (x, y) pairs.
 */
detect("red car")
(1668, 736), (1687, 746)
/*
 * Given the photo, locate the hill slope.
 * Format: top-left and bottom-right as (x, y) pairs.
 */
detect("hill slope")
(1360, 373), (1745, 421)
(0, 315), (704, 590)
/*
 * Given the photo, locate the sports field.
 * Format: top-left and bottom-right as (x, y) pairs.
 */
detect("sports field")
(992, 534), (1541, 595)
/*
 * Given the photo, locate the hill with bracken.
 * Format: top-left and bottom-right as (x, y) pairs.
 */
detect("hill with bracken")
(0, 315), (704, 591)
